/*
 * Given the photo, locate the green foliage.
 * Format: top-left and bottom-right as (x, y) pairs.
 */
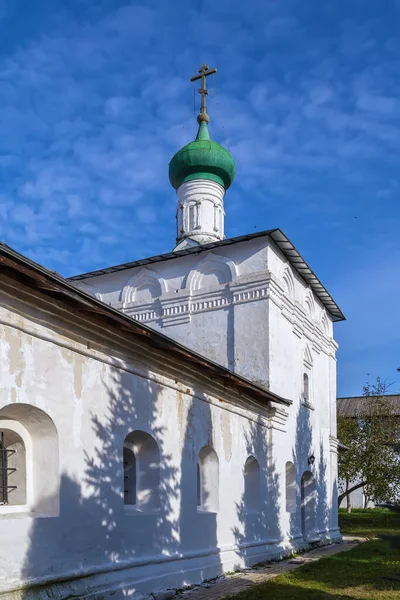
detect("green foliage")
(338, 378), (400, 507)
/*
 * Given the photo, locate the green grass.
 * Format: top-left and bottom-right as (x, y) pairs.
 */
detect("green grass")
(339, 507), (400, 537)
(224, 508), (400, 599)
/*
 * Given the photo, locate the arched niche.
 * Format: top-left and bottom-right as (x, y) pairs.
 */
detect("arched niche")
(303, 290), (316, 319)
(320, 311), (330, 335)
(197, 445), (219, 513)
(121, 268), (167, 305)
(186, 253), (238, 292)
(124, 430), (160, 512)
(280, 264), (295, 298)
(0, 403), (59, 517)
(244, 456), (261, 513)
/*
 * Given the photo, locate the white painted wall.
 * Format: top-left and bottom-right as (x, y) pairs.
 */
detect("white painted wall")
(175, 179), (226, 249)
(75, 236), (340, 550)
(0, 276), (340, 600)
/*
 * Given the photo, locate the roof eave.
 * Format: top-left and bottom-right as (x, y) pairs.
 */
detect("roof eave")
(68, 228), (345, 322)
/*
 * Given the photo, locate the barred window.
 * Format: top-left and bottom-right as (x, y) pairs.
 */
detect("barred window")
(0, 430), (26, 506)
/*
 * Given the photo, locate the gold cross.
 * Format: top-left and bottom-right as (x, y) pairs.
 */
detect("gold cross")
(190, 64), (217, 123)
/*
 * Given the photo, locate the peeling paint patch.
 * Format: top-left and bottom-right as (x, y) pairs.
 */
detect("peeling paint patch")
(73, 356), (83, 400)
(207, 414), (215, 449)
(221, 410), (232, 461)
(177, 390), (184, 436)
(7, 329), (25, 388)
(73, 397), (83, 449)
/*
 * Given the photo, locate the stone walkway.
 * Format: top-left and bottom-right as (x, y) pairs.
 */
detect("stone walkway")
(179, 536), (366, 600)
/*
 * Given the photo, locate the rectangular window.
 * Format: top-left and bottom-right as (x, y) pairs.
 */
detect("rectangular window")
(188, 205), (196, 231)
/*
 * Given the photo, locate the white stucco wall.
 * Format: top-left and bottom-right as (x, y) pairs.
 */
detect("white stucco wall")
(0, 276), (340, 600)
(175, 179), (226, 249)
(74, 236), (341, 556)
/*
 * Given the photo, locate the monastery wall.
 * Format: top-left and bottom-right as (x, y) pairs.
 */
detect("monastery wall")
(0, 276), (339, 600)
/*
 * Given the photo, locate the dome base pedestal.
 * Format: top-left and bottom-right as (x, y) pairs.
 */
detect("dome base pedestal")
(174, 179), (225, 253)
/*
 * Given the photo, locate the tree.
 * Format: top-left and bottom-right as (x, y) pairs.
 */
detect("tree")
(338, 378), (400, 511)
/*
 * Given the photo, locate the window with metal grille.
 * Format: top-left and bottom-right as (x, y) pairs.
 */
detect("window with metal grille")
(123, 446), (136, 505)
(0, 404), (59, 517)
(0, 430), (26, 506)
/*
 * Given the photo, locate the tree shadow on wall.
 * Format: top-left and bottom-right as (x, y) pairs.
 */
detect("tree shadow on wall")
(84, 368), (180, 567)
(15, 351), (334, 600)
(230, 402), (331, 571)
(290, 403), (330, 543)
(18, 357), (222, 600)
(231, 414), (282, 570)
(231, 401), (328, 573)
(178, 384), (221, 584)
(225, 405), (335, 599)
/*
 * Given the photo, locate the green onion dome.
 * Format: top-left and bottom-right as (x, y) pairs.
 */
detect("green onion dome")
(169, 121), (236, 191)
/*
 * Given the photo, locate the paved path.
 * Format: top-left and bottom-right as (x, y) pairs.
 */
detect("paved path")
(179, 536), (366, 600)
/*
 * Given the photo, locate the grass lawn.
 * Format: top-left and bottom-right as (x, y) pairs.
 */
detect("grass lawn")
(225, 508), (400, 599)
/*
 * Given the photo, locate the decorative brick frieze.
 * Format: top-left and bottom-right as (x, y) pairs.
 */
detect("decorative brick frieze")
(121, 272), (337, 358)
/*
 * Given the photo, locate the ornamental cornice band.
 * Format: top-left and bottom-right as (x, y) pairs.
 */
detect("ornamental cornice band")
(122, 276), (337, 357)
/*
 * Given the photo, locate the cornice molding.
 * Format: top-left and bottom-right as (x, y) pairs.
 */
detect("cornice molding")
(267, 405), (290, 432)
(329, 435), (339, 453)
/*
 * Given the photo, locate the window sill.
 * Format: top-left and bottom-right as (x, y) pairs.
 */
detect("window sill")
(197, 507), (218, 514)
(0, 505), (53, 519)
(302, 400), (314, 410)
(124, 505), (159, 516)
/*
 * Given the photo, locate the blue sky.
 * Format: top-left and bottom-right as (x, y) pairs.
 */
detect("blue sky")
(0, 0), (399, 396)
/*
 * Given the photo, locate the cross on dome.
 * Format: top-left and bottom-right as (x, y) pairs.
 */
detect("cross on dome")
(169, 64), (235, 251)
(190, 64), (217, 124)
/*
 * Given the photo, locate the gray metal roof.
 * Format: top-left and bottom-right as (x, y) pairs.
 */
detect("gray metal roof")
(68, 228), (345, 322)
(0, 240), (291, 408)
(337, 395), (400, 417)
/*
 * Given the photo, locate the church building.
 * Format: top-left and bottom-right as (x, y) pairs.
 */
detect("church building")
(0, 66), (344, 600)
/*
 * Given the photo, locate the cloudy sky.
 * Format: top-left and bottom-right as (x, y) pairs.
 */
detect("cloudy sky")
(0, 0), (399, 395)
